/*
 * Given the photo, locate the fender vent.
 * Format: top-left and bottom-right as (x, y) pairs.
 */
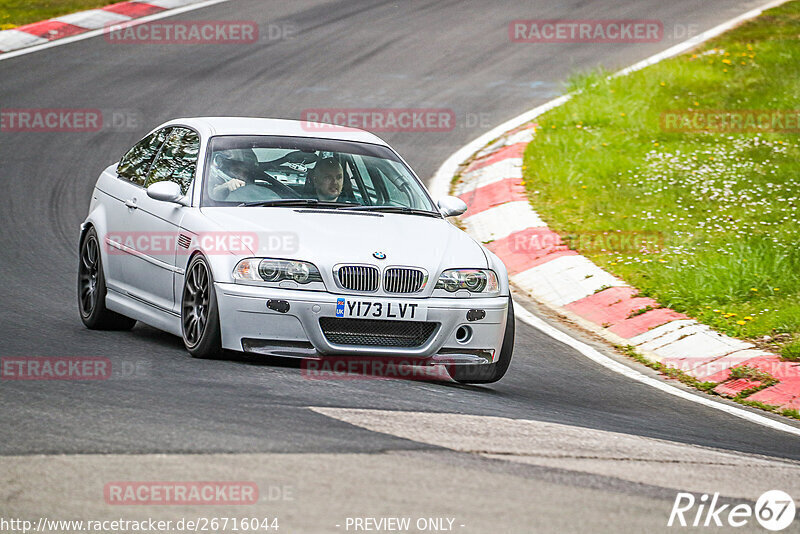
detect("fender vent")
(178, 234), (191, 249)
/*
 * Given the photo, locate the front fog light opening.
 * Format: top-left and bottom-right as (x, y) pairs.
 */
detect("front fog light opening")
(455, 325), (473, 344)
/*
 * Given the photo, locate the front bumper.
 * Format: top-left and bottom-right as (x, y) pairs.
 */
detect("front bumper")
(215, 282), (508, 364)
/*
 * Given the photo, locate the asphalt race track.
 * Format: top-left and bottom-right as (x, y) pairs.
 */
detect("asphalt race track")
(1, 1), (799, 531)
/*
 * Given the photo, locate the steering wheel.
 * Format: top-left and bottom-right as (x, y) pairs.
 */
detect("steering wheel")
(241, 168), (297, 198)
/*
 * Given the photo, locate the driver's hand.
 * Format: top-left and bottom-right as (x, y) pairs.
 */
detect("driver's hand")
(223, 179), (245, 192)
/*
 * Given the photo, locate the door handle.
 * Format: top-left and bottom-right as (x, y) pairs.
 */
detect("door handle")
(124, 198), (138, 209)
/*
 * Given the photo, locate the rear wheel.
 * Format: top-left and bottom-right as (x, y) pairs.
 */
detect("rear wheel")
(447, 297), (515, 384)
(77, 227), (137, 330)
(182, 255), (223, 359)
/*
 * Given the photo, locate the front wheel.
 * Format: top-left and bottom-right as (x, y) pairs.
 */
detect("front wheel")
(78, 227), (137, 330)
(447, 297), (515, 384)
(182, 255), (223, 359)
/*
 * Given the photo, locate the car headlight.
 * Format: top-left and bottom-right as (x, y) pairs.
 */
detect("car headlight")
(233, 258), (323, 285)
(434, 269), (499, 295)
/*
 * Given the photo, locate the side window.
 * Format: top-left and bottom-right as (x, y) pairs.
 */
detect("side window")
(374, 160), (424, 208)
(382, 172), (403, 203)
(117, 128), (171, 187)
(375, 165), (418, 208)
(341, 159), (360, 201)
(145, 127), (200, 194)
(353, 156), (384, 204)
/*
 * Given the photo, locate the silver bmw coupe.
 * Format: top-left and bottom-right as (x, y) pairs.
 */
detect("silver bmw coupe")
(78, 118), (514, 383)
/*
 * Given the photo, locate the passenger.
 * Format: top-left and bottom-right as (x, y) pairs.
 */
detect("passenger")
(208, 151), (255, 199)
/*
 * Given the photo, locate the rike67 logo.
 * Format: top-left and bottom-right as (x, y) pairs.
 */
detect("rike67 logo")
(668, 490), (796, 531)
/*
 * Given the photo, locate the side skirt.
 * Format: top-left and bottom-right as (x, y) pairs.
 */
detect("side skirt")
(106, 288), (183, 337)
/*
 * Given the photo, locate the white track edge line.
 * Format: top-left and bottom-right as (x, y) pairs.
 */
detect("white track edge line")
(513, 301), (800, 436)
(428, 94), (569, 199)
(428, 0), (791, 198)
(0, 0), (232, 62)
(426, 0), (798, 435)
(615, 0), (792, 77)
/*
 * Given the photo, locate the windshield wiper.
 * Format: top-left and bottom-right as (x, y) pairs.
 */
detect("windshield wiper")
(238, 199), (352, 208)
(341, 205), (441, 218)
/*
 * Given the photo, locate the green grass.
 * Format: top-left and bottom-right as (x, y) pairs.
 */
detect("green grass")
(727, 365), (776, 384)
(782, 408), (800, 419)
(780, 339), (800, 361)
(522, 2), (800, 356)
(0, 0), (120, 29)
(617, 344), (718, 392)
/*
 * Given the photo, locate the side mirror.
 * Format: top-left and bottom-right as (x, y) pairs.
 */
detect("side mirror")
(437, 196), (467, 218)
(147, 181), (187, 205)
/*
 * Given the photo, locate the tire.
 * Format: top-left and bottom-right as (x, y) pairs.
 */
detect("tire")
(78, 227), (137, 330)
(447, 297), (515, 384)
(181, 255), (223, 359)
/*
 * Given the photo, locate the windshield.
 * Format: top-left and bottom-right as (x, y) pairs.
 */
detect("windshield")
(201, 135), (437, 214)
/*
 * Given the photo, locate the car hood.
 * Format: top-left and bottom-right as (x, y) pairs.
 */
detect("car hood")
(198, 207), (488, 274)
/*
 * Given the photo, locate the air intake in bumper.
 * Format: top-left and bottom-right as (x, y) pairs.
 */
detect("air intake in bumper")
(319, 318), (437, 347)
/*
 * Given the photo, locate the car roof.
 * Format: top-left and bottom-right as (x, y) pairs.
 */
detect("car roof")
(160, 117), (390, 147)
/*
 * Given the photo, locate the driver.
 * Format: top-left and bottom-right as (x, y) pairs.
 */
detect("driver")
(310, 158), (344, 201)
(209, 149), (257, 200)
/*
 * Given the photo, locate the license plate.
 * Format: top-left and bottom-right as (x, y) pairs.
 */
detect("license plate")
(335, 298), (427, 321)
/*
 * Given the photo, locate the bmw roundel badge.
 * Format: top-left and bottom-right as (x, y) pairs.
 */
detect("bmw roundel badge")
(373, 251), (386, 260)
